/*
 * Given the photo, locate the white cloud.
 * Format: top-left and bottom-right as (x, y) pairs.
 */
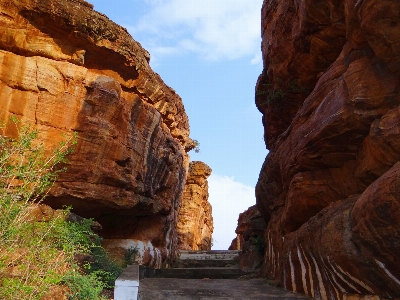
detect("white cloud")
(128, 0), (263, 63)
(208, 174), (256, 250)
(250, 52), (262, 65)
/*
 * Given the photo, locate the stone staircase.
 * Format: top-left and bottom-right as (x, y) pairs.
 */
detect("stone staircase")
(139, 250), (249, 280)
(175, 250), (240, 267)
(135, 250), (313, 300)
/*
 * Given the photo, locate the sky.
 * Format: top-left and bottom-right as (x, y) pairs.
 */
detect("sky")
(90, 0), (267, 250)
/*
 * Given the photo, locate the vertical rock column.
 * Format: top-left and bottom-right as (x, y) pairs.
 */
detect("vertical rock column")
(177, 161), (214, 250)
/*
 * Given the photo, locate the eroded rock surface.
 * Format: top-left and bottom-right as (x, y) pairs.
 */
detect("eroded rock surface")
(229, 205), (266, 272)
(255, 0), (400, 298)
(0, 0), (194, 267)
(177, 161), (213, 250)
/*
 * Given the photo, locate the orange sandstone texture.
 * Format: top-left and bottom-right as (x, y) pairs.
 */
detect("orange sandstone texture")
(0, 0), (196, 267)
(255, 0), (400, 298)
(177, 161), (213, 250)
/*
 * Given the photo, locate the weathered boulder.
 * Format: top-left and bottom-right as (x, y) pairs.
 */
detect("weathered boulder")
(177, 161), (213, 250)
(0, 0), (194, 267)
(228, 236), (242, 251)
(229, 205), (260, 250)
(256, 0), (400, 298)
(229, 205), (266, 272)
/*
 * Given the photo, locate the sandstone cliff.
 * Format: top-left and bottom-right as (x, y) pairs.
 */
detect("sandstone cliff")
(255, 0), (400, 298)
(177, 161), (213, 251)
(0, 0), (196, 267)
(229, 205), (266, 272)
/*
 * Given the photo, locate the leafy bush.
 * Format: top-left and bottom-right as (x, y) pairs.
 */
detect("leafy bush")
(65, 217), (122, 288)
(256, 79), (307, 106)
(63, 272), (105, 300)
(123, 246), (138, 267)
(192, 139), (200, 153)
(0, 117), (121, 299)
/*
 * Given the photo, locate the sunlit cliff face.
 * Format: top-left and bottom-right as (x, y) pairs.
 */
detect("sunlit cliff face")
(0, 0), (195, 267)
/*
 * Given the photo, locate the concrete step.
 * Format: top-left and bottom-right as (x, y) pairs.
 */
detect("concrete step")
(173, 258), (238, 268)
(138, 278), (313, 300)
(174, 250), (240, 268)
(158, 267), (247, 279)
(178, 250), (240, 261)
(139, 250), (246, 280)
(139, 265), (247, 280)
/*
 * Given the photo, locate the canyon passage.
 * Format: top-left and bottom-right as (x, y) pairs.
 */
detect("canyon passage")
(0, 0), (399, 299)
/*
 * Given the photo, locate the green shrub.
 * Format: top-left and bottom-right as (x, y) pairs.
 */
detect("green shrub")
(256, 79), (307, 106)
(64, 217), (122, 288)
(0, 117), (121, 299)
(193, 139), (200, 153)
(63, 272), (105, 300)
(123, 246), (138, 267)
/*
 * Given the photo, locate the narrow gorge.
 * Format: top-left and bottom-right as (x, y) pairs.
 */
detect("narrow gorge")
(0, 0), (399, 299)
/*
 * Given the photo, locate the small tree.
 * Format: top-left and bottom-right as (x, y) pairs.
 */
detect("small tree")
(0, 117), (120, 299)
(193, 139), (200, 153)
(0, 117), (76, 299)
(0, 117), (76, 238)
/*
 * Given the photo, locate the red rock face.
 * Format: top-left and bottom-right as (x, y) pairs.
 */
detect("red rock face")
(229, 205), (262, 251)
(0, 0), (194, 267)
(177, 161), (213, 250)
(256, 0), (400, 298)
(229, 205), (266, 272)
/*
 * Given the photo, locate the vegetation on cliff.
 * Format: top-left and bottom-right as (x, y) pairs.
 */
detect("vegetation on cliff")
(0, 118), (120, 299)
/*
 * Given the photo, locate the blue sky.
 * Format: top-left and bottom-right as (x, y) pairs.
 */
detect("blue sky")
(90, 0), (267, 249)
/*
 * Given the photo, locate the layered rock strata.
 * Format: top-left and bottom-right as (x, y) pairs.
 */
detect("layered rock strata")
(255, 0), (400, 298)
(0, 0), (195, 267)
(229, 205), (266, 272)
(229, 205), (258, 251)
(177, 161), (213, 250)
